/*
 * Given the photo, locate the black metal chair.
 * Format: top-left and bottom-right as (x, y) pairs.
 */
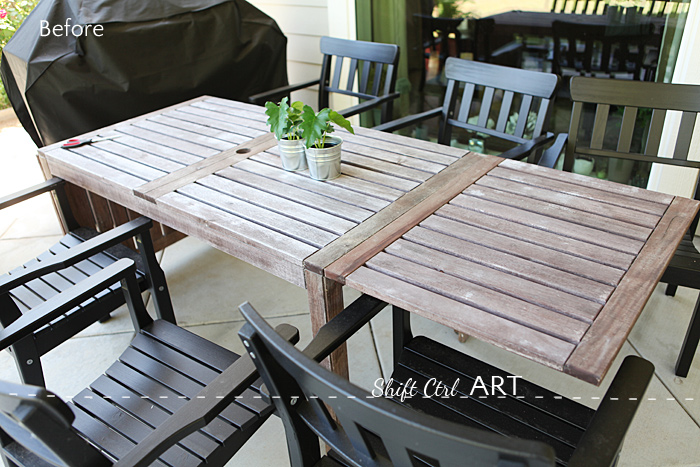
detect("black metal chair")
(239, 295), (654, 466)
(374, 57), (566, 167)
(551, 0), (608, 14)
(0, 178), (175, 387)
(0, 258), (298, 467)
(559, 76), (700, 377)
(249, 36), (400, 125)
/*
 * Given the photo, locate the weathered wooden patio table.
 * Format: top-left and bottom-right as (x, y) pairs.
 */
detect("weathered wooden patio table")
(38, 96), (698, 385)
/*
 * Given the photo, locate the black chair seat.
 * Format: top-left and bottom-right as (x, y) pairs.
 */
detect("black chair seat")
(68, 319), (271, 467)
(392, 337), (594, 466)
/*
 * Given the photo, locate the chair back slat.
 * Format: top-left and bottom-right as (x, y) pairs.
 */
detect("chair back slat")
(478, 87), (495, 129)
(371, 63), (384, 96)
(457, 83), (476, 123)
(617, 106), (638, 153)
(346, 58), (358, 92)
(496, 90), (515, 133)
(238, 303), (556, 467)
(590, 103), (610, 149)
(533, 98), (550, 137)
(515, 94), (534, 138)
(645, 108), (666, 156)
(331, 57), (343, 91)
(674, 112), (697, 160)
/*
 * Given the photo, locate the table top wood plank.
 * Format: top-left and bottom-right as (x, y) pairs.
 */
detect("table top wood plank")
(319, 153), (498, 279)
(353, 126), (467, 159)
(197, 173), (358, 236)
(476, 173), (662, 228)
(564, 196), (700, 384)
(345, 266), (576, 370)
(66, 145), (166, 182)
(499, 159), (674, 209)
(382, 239), (598, 333)
(367, 251), (588, 344)
(131, 119), (236, 151)
(173, 105), (272, 136)
(435, 204), (635, 270)
(342, 133), (458, 166)
(114, 125), (220, 157)
(342, 141), (448, 173)
(403, 226), (612, 310)
(341, 152), (434, 182)
(232, 159), (390, 213)
(250, 152), (414, 200)
(218, 166), (374, 224)
(420, 213), (625, 287)
(177, 182), (338, 249)
(98, 133), (204, 167)
(134, 133), (277, 203)
(148, 114), (252, 145)
(44, 147), (147, 190)
(465, 184), (654, 242)
(451, 194), (645, 256)
(92, 138), (188, 174)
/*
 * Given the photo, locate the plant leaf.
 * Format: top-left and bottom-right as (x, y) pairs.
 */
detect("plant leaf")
(300, 106), (331, 148)
(329, 110), (355, 135)
(264, 97), (290, 140)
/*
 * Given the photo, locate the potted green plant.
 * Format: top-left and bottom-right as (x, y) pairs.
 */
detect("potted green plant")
(300, 105), (354, 181)
(264, 97), (307, 171)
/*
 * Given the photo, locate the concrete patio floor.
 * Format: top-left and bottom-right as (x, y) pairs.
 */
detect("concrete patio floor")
(0, 112), (699, 466)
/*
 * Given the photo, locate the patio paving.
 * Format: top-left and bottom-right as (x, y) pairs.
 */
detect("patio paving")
(0, 111), (699, 466)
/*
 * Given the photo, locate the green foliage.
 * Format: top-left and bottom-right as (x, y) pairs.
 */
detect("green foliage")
(0, 0), (39, 109)
(300, 105), (355, 149)
(264, 97), (303, 140)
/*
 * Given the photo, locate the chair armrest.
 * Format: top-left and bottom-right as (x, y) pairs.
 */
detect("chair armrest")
(301, 294), (387, 362)
(537, 133), (568, 168)
(497, 133), (553, 161)
(0, 178), (64, 210)
(0, 259), (139, 350)
(0, 217), (153, 294)
(339, 92), (401, 119)
(372, 107), (443, 133)
(249, 79), (322, 105)
(489, 40), (524, 59)
(114, 324), (299, 467)
(568, 356), (654, 467)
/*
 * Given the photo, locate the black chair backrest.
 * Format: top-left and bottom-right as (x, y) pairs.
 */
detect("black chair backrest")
(552, 21), (655, 81)
(318, 36), (400, 122)
(551, 0), (608, 14)
(0, 381), (110, 467)
(438, 57), (559, 147)
(564, 76), (700, 227)
(238, 304), (555, 467)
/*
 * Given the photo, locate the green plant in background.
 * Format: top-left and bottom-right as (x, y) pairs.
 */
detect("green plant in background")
(434, 0), (472, 18)
(0, 0), (38, 109)
(299, 105), (354, 149)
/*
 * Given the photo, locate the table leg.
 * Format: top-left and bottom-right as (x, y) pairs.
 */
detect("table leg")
(305, 269), (347, 379)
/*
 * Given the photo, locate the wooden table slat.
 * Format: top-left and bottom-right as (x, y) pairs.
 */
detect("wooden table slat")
(451, 194), (645, 256)
(115, 125), (220, 158)
(342, 141), (448, 173)
(435, 204), (635, 270)
(499, 159), (674, 207)
(134, 133), (277, 203)
(175, 105), (271, 135)
(94, 139), (188, 173)
(342, 152), (434, 182)
(345, 266), (576, 370)
(465, 184), (654, 242)
(367, 252), (589, 343)
(134, 119), (236, 151)
(149, 114), (250, 145)
(383, 240), (600, 329)
(233, 159), (390, 213)
(421, 214), (625, 287)
(477, 173), (662, 228)
(403, 226), (613, 307)
(564, 196), (700, 384)
(70, 145), (166, 182)
(46, 148), (151, 189)
(177, 183), (338, 248)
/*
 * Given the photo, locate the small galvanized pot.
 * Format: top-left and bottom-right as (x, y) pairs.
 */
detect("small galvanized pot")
(305, 136), (342, 181)
(278, 138), (307, 171)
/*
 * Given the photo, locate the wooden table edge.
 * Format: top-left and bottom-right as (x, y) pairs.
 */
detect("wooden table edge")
(564, 196), (700, 385)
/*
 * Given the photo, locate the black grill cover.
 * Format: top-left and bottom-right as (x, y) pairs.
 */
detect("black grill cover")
(1, 0), (287, 146)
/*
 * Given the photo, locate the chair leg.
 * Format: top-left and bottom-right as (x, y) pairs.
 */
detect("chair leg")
(675, 294), (700, 377)
(392, 306), (413, 370)
(11, 338), (46, 387)
(136, 231), (175, 324)
(665, 283), (678, 297)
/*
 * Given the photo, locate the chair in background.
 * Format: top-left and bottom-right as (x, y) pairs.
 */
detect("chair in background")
(0, 258), (298, 466)
(552, 21), (656, 84)
(239, 296), (654, 466)
(249, 36), (400, 125)
(374, 57), (565, 166)
(561, 76), (700, 377)
(0, 178), (175, 387)
(551, 0), (609, 14)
